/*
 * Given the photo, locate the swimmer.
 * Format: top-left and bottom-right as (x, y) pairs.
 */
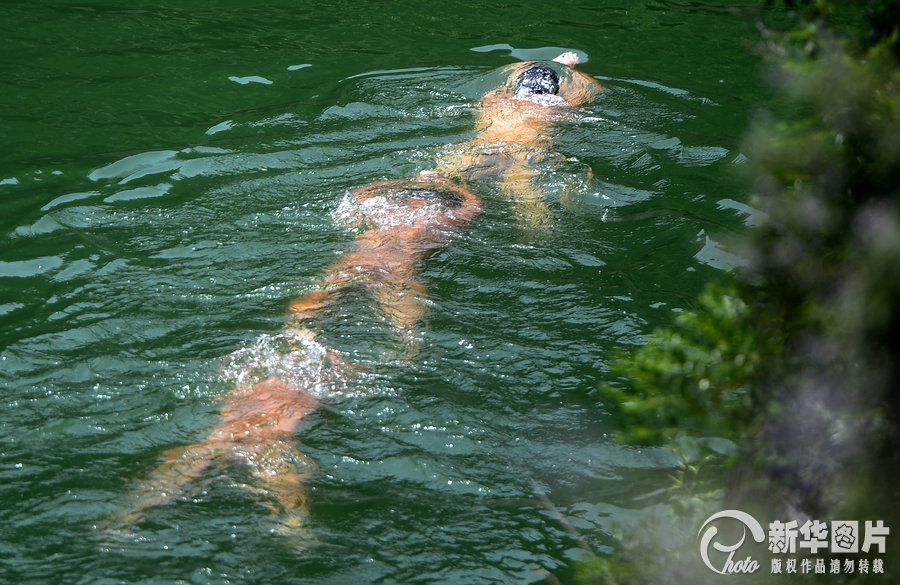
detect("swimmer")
(289, 173), (481, 340)
(112, 367), (322, 531)
(111, 173), (480, 534)
(436, 51), (604, 224)
(111, 52), (596, 534)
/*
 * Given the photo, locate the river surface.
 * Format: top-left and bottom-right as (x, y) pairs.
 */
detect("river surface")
(1, 2), (772, 583)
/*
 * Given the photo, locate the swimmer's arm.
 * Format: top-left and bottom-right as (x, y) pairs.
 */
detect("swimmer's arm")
(553, 51), (604, 106)
(453, 186), (483, 224)
(559, 71), (604, 106)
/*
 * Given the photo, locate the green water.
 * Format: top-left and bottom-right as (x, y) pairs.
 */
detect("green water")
(1, 1), (772, 583)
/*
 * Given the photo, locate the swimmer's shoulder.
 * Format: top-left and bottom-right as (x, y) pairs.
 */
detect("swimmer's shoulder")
(559, 70), (604, 106)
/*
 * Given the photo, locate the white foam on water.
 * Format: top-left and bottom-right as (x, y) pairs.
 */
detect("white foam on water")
(515, 92), (570, 108)
(220, 331), (349, 400)
(330, 191), (459, 232)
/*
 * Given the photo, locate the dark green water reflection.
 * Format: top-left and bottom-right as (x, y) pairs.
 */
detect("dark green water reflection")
(1, 1), (771, 583)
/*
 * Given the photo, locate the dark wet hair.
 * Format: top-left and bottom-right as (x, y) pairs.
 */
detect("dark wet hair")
(397, 187), (464, 208)
(514, 66), (560, 96)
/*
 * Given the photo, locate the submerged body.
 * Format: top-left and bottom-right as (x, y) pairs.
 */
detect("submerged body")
(115, 332), (334, 529)
(116, 175), (480, 531)
(290, 175), (480, 337)
(116, 52), (600, 533)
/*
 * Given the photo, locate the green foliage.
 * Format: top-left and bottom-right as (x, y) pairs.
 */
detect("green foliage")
(738, 3), (900, 524)
(601, 283), (761, 445)
(760, 0), (900, 57)
(574, 554), (639, 585)
(741, 36), (900, 379)
(600, 0), (900, 505)
(587, 3), (900, 582)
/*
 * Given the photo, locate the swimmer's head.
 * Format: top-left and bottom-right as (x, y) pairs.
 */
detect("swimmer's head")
(514, 66), (560, 97)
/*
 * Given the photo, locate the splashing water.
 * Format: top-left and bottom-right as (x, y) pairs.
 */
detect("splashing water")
(220, 331), (349, 400)
(516, 93), (570, 108)
(330, 190), (463, 233)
